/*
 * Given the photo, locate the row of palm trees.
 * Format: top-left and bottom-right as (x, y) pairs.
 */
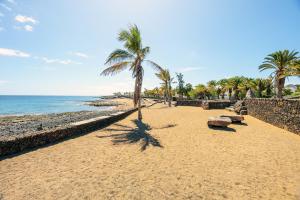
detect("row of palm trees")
(101, 24), (300, 120)
(144, 76), (275, 100)
(188, 77), (274, 100)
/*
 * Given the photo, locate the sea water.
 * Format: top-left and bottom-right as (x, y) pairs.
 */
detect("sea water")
(0, 95), (110, 115)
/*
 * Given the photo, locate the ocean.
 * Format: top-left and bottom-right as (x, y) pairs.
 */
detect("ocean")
(0, 95), (110, 115)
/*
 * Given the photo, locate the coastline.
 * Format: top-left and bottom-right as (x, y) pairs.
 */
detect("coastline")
(0, 97), (154, 141)
(0, 99), (133, 140)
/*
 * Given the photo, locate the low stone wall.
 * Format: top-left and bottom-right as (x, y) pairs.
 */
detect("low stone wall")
(175, 100), (203, 107)
(245, 98), (300, 135)
(176, 100), (234, 109)
(202, 100), (233, 110)
(0, 108), (138, 157)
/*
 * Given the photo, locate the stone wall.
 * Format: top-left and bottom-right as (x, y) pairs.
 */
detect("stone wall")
(176, 100), (203, 107)
(0, 108), (138, 157)
(202, 100), (233, 110)
(176, 100), (234, 109)
(245, 98), (300, 135)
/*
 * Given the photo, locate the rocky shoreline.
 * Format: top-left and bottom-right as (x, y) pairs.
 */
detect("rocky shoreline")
(0, 97), (156, 141)
(0, 110), (126, 140)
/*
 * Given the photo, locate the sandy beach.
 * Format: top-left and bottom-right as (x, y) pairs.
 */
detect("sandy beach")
(1, 103), (300, 200)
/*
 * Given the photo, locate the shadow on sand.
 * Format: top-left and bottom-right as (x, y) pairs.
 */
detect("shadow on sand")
(233, 122), (248, 126)
(208, 126), (236, 132)
(96, 120), (176, 151)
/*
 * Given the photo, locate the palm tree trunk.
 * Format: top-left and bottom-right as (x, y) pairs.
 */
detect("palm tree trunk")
(276, 78), (285, 98)
(137, 66), (143, 121)
(133, 77), (139, 107)
(168, 84), (172, 107)
(228, 88), (232, 99)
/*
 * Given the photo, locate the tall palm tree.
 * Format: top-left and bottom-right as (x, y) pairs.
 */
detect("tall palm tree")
(156, 69), (173, 107)
(101, 25), (162, 120)
(259, 50), (299, 98)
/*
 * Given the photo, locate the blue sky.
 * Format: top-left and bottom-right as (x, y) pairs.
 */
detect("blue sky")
(0, 0), (300, 95)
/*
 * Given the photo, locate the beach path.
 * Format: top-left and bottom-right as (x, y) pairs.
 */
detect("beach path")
(1, 103), (300, 200)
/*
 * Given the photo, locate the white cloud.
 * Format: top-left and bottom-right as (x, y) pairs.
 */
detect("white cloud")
(15, 15), (37, 24)
(0, 48), (30, 57)
(178, 67), (205, 72)
(70, 52), (89, 58)
(0, 3), (12, 11)
(6, 0), (16, 4)
(41, 57), (82, 65)
(24, 25), (33, 32)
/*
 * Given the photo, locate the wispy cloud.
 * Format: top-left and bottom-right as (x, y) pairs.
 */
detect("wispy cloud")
(0, 48), (30, 57)
(14, 25), (33, 32)
(15, 15), (37, 24)
(0, 3), (12, 11)
(24, 25), (33, 32)
(6, 0), (16, 5)
(178, 67), (206, 72)
(41, 57), (82, 65)
(0, 11), (4, 17)
(69, 52), (89, 58)
(0, 27), (4, 32)
(0, 80), (9, 86)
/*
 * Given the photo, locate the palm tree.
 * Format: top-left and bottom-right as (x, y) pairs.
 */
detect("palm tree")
(217, 79), (228, 99)
(156, 69), (173, 107)
(259, 50), (299, 98)
(176, 73), (185, 99)
(264, 78), (273, 97)
(207, 80), (217, 99)
(228, 76), (243, 100)
(101, 25), (162, 120)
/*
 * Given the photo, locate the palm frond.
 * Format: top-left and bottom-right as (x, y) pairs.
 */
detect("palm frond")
(259, 63), (277, 71)
(101, 61), (131, 76)
(105, 49), (134, 65)
(141, 47), (150, 58)
(145, 60), (163, 71)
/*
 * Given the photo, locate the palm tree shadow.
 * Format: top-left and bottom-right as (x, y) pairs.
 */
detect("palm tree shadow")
(97, 120), (176, 151)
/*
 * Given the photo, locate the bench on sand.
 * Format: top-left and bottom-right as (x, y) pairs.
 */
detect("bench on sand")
(220, 115), (244, 123)
(207, 117), (232, 127)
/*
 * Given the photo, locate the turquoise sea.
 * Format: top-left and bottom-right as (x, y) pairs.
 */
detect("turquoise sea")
(0, 95), (109, 115)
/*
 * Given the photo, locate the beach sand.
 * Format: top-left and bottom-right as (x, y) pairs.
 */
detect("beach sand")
(1, 103), (300, 200)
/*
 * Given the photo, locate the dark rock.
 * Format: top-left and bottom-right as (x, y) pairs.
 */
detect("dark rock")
(37, 124), (43, 131)
(240, 110), (248, 115)
(233, 101), (246, 113)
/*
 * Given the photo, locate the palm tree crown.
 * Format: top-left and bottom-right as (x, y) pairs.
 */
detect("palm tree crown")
(156, 69), (173, 106)
(259, 50), (299, 98)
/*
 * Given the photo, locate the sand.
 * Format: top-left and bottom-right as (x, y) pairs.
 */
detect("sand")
(107, 97), (155, 111)
(1, 103), (300, 200)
